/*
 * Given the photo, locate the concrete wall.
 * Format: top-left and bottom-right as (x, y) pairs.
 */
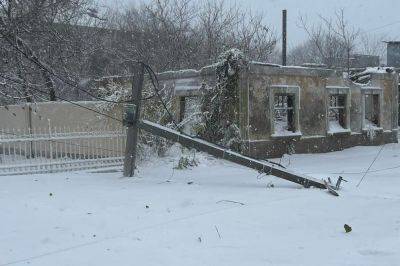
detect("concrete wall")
(244, 63), (336, 141)
(0, 101), (124, 158)
(159, 61), (398, 159)
(240, 63), (398, 158)
(0, 105), (29, 132)
(157, 65), (217, 123)
(0, 101), (122, 132)
(3, 64), (394, 157)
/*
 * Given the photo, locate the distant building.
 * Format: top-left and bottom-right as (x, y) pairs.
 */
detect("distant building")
(350, 54), (380, 68)
(304, 54), (380, 69)
(386, 41), (400, 67)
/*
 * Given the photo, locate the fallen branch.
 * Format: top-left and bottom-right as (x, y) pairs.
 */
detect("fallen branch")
(215, 226), (222, 239)
(216, 200), (245, 205)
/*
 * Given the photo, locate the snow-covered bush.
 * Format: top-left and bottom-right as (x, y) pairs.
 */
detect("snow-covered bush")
(197, 49), (247, 151)
(365, 125), (377, 141)
(174, 154), (199, 170)
(96, 81), (131, 112)
(95, 76), (175, 160)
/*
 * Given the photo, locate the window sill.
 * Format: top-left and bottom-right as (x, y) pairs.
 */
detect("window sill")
(327, 129), (351, 135)
(271, 131), (302, 138)
(362, 127), (383, 132)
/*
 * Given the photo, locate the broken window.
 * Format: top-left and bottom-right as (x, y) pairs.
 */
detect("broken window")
(178, 96), (186, 122)
(274, 94), (295, 134)
(328, 94), (347, 131)
(364, 94), (380, 128)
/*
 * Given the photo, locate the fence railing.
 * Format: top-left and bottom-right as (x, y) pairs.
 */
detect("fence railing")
(0, 126), (126, 176)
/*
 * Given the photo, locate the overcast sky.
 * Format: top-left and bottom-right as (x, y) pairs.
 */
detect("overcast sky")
(101, 0), (400, 48)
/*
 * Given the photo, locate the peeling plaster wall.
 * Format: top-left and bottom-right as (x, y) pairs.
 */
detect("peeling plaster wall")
(157, 66), (217, 122)
(0, 101), (124, 157)
(239, 63), (398, 158)
(153, 61), (399, 159)
(243, 63), (337, 141)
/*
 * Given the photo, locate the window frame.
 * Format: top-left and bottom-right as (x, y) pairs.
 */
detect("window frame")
(325, 86), (351, 135)
(268, 85), (301, 137)
(361, 87), (383, 131)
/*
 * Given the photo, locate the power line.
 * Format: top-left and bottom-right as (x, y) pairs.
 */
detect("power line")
(367, 20), (400, 32)
(0, 29), (133, 104)
(303, 163), (400, 176)
(0, 73), (125, 124)
(0, 88), (125, 154)
(143, 63), (180, 130)
(0, 15), (153, 105)
(141, 63), (287, 169)
(2, 62), (300, 173)
(356, 144), (385, 187)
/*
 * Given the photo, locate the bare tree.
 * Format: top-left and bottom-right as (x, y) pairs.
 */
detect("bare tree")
(359, 32), (387, 64)
(297, 9), (360, 70)
(0, 0), (278, 104)
(0, 0), (108, 104)
(106, 0), (277, 71)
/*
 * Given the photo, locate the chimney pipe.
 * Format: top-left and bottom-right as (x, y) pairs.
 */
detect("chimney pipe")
(282, 9), (287, 66)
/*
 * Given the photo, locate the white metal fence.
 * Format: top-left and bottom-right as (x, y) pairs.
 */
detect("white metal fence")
(0, 126), (126, 176)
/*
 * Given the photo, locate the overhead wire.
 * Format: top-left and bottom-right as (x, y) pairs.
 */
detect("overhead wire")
(356, 144), (385, 187)
(367, 20), (400, 32)
(1, 40), (297, 170)
(142, 63), (180, 130)
(141, 63), (287, 169)
(0, 29), (133, 104)
(0, 73), (125, 124)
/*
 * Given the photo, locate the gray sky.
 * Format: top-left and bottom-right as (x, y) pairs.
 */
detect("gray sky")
(102, 0), (400, 48)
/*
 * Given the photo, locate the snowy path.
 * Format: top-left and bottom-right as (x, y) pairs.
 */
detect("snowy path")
(1, 144), (400, 266)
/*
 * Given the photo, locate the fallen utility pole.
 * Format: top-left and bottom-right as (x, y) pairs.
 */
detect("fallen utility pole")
(138, 120), (327, 189)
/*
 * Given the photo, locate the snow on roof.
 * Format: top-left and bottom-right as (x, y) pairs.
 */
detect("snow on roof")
(358, 67), (394, 75)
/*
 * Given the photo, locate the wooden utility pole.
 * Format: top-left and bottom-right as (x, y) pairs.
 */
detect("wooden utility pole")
(138, 120), (327, 189)
(282, 9), (287, 66)
(123, 63), (145, 177)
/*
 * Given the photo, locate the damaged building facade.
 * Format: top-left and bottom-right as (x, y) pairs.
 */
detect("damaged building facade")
(158, 61), (399, 159)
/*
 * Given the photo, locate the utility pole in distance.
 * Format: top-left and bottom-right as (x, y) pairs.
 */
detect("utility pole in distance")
(282, 9), (287, 66)
(123, 63), (145, 177)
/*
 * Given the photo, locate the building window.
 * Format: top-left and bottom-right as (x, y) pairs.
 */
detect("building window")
(328, 94), (347, 130)
(269, 85), (300, 137)
(274, 94), (295, 134)
(361, 87), (382, 130)
(326, 86), (350, 134)
(364, 94), (380, 128)
(178, 96), (186, 122)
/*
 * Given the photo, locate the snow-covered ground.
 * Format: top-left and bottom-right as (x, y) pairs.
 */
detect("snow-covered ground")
(1, 144), (400, 266)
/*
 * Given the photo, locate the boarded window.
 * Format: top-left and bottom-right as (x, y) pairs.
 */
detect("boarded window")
(328, 94), (346, 130)
(274, 94), (295, 134)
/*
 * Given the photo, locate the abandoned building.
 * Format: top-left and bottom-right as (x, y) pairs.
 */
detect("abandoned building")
(158, 61), (399, 159)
